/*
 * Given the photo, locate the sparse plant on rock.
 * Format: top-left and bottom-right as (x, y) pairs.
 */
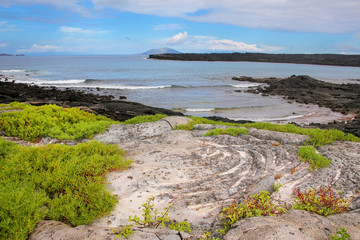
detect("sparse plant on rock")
(330, 227), (351, 240)
(273, 182), (283, 192)
(111, 225), (134, 239)
(200, 231), (219, 240)
(292, 186), (351, 216)
(218, 191), (287, 235)
(129, 197), (172, 228)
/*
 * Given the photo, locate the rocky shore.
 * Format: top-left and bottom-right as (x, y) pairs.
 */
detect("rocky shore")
(149, 53), (360, 67)
(0, 79), (183, 121)
(232, 75), (360, 137)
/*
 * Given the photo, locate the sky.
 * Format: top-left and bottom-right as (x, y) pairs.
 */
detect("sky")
(1, 0), (360, 55)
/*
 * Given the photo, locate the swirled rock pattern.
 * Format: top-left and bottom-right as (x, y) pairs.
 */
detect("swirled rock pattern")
(30, 117), (360, 239)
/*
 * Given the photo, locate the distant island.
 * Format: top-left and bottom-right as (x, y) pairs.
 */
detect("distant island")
(149, 52), (360, 67)
(141, 47), (181, 56)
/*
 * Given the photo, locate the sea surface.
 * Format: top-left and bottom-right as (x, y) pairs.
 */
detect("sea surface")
(1, 55), (360, 123)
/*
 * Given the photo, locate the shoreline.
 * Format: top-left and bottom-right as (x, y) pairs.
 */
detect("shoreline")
(149, 53), (360, 67)
(1, 75), (359, 137)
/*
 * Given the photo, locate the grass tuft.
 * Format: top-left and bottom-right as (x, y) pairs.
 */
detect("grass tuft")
(298, 146), (332, 171)
(123, 114), (167, 124)
(204, 128), (248, 137)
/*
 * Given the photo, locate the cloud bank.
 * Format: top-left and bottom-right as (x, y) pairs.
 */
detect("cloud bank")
(162, 32), (269, 52)
(1, 0), (360, 34)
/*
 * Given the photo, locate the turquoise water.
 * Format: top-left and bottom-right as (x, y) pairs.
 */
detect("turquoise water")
(1, 55), (359, 122)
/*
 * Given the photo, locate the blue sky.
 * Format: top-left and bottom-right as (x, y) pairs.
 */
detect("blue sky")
(0, 0), (360, 55)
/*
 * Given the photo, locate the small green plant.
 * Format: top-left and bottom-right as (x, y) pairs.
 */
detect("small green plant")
(123, 114), (167, 124)
(200, 231), (220, 240)
(129, 197), (173, 228)
(292, 186), (351, 216)
(169, 221), (191, 233)
(204, 127), (249, 137)
(112, 225), (135, 239)
(297, 146), (331, 171)
(0, 103), (119, 141)
(126, 198), (191, 234)
(218, 191), (287, 235)
(330, 227), (351, 240)
(273, 182), (283, 192)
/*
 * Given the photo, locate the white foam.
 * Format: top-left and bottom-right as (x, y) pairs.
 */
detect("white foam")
(185, 108), (215, 112)
(230, 114), (305, 122)
(231, 83), (262, 88)
(0, 69), (27, 73)
(37, 79), (87, 85)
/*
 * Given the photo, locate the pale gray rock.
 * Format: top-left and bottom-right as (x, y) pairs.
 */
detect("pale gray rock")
(29, 117), (360, 239)
(224, 209), (360, 240)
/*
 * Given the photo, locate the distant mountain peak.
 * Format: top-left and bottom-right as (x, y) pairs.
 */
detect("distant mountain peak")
(141, 47), (181, 56)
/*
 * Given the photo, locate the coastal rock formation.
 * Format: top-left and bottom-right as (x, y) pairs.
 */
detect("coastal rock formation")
(0, 81), (183, 121)
(232, 75), (360, 137)
(149, 53), (360, 67)
(29, 116), (360, 239)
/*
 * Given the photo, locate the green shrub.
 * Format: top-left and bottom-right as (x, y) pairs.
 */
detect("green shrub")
(123, 114), (167, 124)
(272, 182), (283, 192)
(297, 146), (331, 171)
(331, 227), (351, 240)
(0, 103), (118, 141)
(218, 191), (287, 235)
(0, 181), (48, 240)
(204, 128), (248, 137)
(0, 138), (132, 239)
(292, 186), (351, 216)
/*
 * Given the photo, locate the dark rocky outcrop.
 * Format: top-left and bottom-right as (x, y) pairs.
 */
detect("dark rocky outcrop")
(232, 75), (360, 137)
(0, 80), (183, 121)
(149, 53), (360, 67)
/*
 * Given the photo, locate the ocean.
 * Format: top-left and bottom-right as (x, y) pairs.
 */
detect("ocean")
(1, 55), (360, 123)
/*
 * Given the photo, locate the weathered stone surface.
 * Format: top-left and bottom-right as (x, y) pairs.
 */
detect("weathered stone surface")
(29, 221), (188, 240)
(29, 118), (360, 239)
(224, 209), (360, 240)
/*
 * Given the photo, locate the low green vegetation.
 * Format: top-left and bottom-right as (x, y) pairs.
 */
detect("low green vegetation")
(175, 116), (360, 147)
(0, 138), (132, 240)
(123, 114), (167, 124)
(331, 227), (351, 240)
(218, 191), (287, 235)
(0, 102), (119, 141)
(204, 127), (249, 137)
(298, 146), (332, 171)
(292, 186), (350, 216)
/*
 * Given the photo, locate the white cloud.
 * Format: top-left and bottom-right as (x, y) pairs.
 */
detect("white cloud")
(19, 44), (64, 53)
(153, 24), (185, 31)
(90, 0), (360, 34)
(0, 43), (7, 47)
(161, 32), (272, 52)
(59, 26), (108, 34)
(2, 0), (360, 34)
(165, 31), (189, 45)
(206, 39), (262, 52)
(0, 21), (21, 33)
